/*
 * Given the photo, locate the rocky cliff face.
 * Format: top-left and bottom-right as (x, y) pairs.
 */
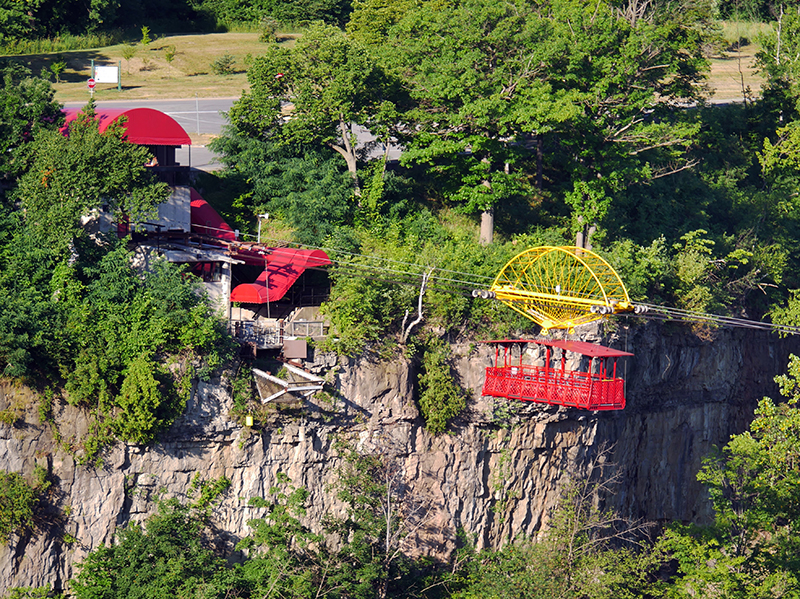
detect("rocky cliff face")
(1, 322), (797, 593)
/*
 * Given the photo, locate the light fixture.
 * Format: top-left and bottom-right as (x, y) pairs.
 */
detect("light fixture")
(257, 213), (269, 244)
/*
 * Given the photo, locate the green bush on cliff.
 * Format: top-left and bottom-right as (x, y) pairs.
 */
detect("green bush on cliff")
(0, 471), (39, 542)
(417, 335), (466, 434)
(72, 477), (232, 599)
(113, 354), (182, 445)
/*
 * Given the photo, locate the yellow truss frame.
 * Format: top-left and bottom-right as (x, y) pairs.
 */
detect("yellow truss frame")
(489, 246), (632, 332)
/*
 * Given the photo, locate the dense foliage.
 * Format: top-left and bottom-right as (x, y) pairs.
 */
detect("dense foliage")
(205, 0), (800, 363)
(0, 70), (231, 460)
(0, 0), (352, 41)
(0, 471), (41, 543)
(71, 476), (234, 599)
(659, 358), (800, 597)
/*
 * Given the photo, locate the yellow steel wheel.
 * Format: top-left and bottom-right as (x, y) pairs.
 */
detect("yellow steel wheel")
(490, 246), (631, 332)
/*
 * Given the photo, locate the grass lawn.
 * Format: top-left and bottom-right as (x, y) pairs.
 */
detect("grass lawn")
(708, 44), (764, 102)
(0, 24), (769, 104)
(707, 20), (772, 102)
(1, 32), (298, 103)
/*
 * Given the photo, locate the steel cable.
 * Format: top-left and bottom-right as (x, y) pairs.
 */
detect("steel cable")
(203, 230), (800, 336)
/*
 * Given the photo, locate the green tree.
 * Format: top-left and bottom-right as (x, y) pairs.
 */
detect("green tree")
(209, 132), (355, 244)
(383, 0), (565, 244)
(234, 474), (326, 599)
(16, 101), (169, 253)
(757, 6), (800, 119)
(49, 59), (66, 83)
(0, 0), (44, 40)
(0, 64), (62, 186)
(265, 0), (353, 26)
(346, 0), (416, 46)
(381, 0), (711, 246)
(196, 0), (353, 26)
(229, 22), (400, 200)
(663, 354), (800, 597)
(72, 477), (233, 599)
(327, 440), (425, 599)
(544, 0), (712, 245)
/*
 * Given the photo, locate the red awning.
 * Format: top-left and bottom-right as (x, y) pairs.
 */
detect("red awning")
(61, 108), (191, 146)
(230, 248), (331, 304)
(483, 339), (633, 358)
(190, 188), (236, 241)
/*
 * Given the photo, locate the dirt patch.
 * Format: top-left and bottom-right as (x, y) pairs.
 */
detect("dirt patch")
(188, 132), (218, 147)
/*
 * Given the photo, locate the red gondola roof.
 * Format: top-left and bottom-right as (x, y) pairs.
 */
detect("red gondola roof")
(61, 107), (191, 146)
(483, 339), (633, 357)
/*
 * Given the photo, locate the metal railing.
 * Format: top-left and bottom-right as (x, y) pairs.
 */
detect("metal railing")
(230, 319), (327, 348)
(483, 365), (625, 411)
(231, 319), (281, 348)
(284, 320), (325, 338)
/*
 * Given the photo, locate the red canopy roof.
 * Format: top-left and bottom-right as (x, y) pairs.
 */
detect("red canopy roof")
(190, 188), (236, 241)
(61, 107), (191, 146)
(230, 248), (331, 304)
(484, 339), (633, 358)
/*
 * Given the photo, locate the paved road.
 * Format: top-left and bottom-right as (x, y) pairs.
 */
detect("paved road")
(64, 98), (236, 171)
(63, 97), (402, 170)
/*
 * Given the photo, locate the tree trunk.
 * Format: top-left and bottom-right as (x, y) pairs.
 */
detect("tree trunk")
(479, 157), (496, 245)
(586, 223), (596, 251)
(536, 133), (543, 190)
(575, 215), (585, 248)
(331, 117), (361, 199)
(480, 208), (494, 245)
(575, 219), (596, 250)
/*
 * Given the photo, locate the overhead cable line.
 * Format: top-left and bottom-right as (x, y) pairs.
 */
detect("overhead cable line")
(183, 228), (800, 336)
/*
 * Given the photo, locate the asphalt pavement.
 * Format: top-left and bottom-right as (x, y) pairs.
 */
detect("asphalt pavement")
(63, 97), (402, 172)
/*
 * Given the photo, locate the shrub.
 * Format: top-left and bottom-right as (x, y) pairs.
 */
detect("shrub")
(0, 31), (123, 55)
(113, 354), (178, 445)
(211, 54), (236, 75)
(417, 335), (466, 434)
(121, 43), (137, 61)
(49, 59), (66, 83)
(164, 45), (176, 64)
(0, 471), (37, 542)
(259, 17), (280, 42)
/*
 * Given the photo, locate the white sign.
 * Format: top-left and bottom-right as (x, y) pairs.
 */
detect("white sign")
(94, 65), (119, 84)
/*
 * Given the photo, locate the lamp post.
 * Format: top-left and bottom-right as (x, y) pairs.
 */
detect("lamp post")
(257, 213), (269, 244)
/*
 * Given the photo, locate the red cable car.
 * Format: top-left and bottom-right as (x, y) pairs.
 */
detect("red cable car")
(482, 339), (633, 410)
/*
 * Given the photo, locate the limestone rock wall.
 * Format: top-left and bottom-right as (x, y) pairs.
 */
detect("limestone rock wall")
(0, 322), (797, 593)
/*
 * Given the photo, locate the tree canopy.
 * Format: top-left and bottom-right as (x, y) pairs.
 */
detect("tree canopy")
(17, 101), (169, 253)
(0, 73), (231, 460)
(228, 22), (400, 199)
